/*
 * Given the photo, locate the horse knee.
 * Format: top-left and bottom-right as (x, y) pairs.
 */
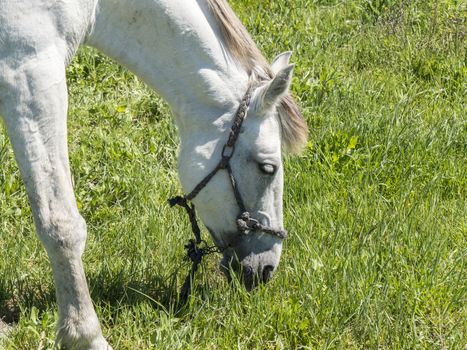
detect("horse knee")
(36, 212), (88, 257)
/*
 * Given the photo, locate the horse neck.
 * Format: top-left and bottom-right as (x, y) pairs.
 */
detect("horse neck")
(86, 0), (249, 135)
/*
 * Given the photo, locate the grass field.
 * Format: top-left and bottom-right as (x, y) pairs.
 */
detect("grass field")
(0, 0), (465, 349)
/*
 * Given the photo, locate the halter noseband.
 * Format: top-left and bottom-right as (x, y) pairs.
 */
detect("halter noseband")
(169, 83), (287, 303)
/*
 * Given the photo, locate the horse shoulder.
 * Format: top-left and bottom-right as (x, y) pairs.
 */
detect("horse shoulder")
(0, 0), (96, 68)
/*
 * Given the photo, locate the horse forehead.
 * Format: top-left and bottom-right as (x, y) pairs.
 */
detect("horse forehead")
(243, 116), (281, 152)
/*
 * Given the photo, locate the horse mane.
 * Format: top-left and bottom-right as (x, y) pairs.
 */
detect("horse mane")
(205, 0), (308, 153)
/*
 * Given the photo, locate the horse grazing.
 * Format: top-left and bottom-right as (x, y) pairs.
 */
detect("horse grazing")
(0, 0), (308, 348)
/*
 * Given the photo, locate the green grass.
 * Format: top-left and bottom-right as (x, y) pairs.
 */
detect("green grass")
(1, 0), (465, 349)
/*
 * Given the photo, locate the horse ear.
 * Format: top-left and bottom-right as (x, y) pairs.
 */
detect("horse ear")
(256, 64), (294, 112)
(271, 51), (292, 75)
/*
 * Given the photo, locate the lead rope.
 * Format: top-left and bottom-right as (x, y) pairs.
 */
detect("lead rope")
(168, 195), (218, 304)
(169, 83), (287, 305)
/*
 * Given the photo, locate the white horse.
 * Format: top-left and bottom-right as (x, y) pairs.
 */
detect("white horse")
(0, 0), (307, 348)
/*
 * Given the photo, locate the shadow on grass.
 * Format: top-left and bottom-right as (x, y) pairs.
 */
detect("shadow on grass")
(0, 266), (189, 326)
(87, 268), (182, 312)
(0, 278), (54, 324)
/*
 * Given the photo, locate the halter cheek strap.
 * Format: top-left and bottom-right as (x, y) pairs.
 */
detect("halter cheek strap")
(169, 83), (287, 304)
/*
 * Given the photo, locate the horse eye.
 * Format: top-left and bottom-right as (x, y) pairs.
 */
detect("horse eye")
(259, 163), (276, 175)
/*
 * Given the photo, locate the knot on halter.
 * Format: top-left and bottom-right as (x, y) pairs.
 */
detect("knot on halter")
(237, 212), (260, 233)
(184, 239), (204, 264)
(237, 212), (289, 239)
(168, 195), (185, 207)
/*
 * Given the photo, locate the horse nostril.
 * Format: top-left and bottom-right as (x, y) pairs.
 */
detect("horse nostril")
(262, 265), (274, 283)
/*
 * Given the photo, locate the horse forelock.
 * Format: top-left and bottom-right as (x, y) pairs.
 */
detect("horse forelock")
(278, 95), (309, 153)
(205, 0), (308, 153)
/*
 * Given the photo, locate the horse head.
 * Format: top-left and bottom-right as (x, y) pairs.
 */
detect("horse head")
(177, 52), (304, 290)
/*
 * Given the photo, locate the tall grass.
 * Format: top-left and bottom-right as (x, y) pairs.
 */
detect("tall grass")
(1, 0), (465, 348)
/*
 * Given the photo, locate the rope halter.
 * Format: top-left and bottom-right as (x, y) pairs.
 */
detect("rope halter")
(169, 83), (287, 303)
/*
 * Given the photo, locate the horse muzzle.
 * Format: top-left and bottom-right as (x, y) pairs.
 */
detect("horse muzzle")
(219, 237), (283, 291)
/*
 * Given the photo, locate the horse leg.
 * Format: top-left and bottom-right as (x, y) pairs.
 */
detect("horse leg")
(0, 53), (111, 350)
